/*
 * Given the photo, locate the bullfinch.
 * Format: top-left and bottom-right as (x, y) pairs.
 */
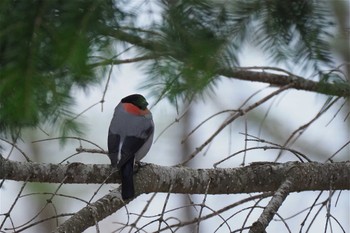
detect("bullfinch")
(108, 94), (154, 200)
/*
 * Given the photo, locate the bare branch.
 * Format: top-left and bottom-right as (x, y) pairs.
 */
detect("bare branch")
(249, 178), (294, 233)
(181, 84), (294, 165)
(54, 188), (129, 233)
(2, 156), (349, 193)
(1, 156), (349, 233)
(275, 97), (341, 161)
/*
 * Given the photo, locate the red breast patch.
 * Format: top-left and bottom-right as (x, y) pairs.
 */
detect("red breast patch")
(122, 103), (149, 116)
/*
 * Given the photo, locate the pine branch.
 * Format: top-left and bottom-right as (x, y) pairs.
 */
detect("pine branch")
(106, 29), (350, 97)
(88, 54), (158, 68)
(219, 68), (350, 97)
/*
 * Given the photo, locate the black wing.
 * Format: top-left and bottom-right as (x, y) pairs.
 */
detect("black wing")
(107, 131), (120, 167)
(117, 136), (147, 169)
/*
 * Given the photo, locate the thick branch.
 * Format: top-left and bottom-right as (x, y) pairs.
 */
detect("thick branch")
(0, 155), (118, 183)
(2, 156), (349, 233)
(51, 161), (349, 233)
(2, 156), (349, 193)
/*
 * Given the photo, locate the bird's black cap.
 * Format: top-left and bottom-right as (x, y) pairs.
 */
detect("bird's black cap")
(121, 94), (148, 110)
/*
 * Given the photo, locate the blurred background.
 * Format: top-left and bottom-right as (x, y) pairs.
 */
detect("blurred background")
(1, 0), (349, 232)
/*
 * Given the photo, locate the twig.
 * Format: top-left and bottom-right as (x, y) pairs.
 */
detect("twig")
(181, 109), (237, 144)
(100, 61), (114, 112)
(75, 147), (107, 154)
(159, 193), (273, 232)
(275, 97), (341, 161)
(196, 179), (211, 233)
(213, 145), (309, 168)
(298, 191), (323, 232)
(6, 213), (75, 233)
(10, 177), (68, 231)
(70, 101), (101, 121)
(325, 98), (348, 126)
(20, 192), (89, 205)
(325, 140), (350, 162)
(240, 198), (268, 233)
(153, 103), (191, 144)
(127, 193), (158, 233)
(32, 136), (105, 151)
(0, 138), (31, 162)
(157, 184), (173, 232)
(88, 54), (157, 68)
(249, 178), (294, 233)
(304, 192), (336, 232)
(180, 84), (294, 165)
(0, 177), (30, 230)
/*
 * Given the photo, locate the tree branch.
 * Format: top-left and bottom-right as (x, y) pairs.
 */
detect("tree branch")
(219, 68), (350, 98)
(54, 188), (130, 233)
(249, 178), (294, 233)
(2, 156), (349, 192)
(105, 29), (350, 97)
(52, 161), (349, 233)
(88, 54), (158, 68)
(2, 155), (349, 232)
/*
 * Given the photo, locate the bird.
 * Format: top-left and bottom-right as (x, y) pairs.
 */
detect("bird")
(107, 94), (154, 200)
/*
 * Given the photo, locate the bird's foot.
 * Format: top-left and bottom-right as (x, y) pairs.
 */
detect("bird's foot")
(134, 161), (147, 173)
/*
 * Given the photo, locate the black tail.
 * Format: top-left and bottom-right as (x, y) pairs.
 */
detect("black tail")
(120, 160), (134, 200)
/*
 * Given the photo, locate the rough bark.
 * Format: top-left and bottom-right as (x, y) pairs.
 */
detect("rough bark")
(2, 156), (349, 193)
(249, 178), (294, 233)
(1, 155), (349, 232)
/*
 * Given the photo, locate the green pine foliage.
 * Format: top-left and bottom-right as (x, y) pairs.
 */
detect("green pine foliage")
(141, 0), (337, 103)
(229, 0), (335, 69)
(0, 0), (342, 137)
(143, 0), (239, 103)
(0, 0), (124, 137)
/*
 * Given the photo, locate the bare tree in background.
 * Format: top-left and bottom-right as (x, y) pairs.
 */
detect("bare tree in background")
(1, 1), (349, 232)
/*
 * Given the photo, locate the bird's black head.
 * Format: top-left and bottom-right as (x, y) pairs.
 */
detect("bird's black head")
(121, 94), (149, 110)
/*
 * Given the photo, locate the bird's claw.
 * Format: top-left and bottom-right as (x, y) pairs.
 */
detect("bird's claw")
(134, 161), (147, 173)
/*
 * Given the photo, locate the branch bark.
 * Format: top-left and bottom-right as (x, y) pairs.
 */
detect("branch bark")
(249, 178), (294, 233)
(1, 155), (349, 232)
(54, 188), (130, 233)
(219, 68), (350, 97)
(2, 156), (349, 192)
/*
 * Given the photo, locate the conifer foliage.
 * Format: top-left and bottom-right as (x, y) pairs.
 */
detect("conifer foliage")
(1, 0), (347, 137)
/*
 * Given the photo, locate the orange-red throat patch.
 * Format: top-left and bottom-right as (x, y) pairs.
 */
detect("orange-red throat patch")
(122, 103), (149, 116)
